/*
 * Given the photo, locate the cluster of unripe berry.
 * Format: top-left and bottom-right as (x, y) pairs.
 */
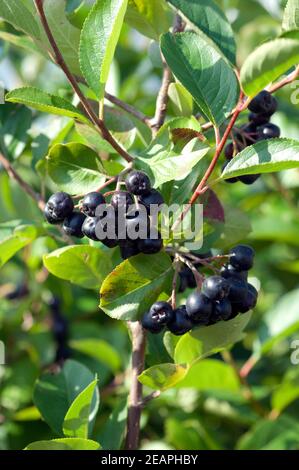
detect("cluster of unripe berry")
(224, 90), (280, 185)
(142, 245), (258, 336)
(44, 171), (164, 260)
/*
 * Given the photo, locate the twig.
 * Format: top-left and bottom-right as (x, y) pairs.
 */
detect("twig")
(221, 350), (267, 417)
(171, 257), (181, 309)
(105, 91), (151, 127)
(125, 321), (146, 450)
(268, 65), (299, 93)
(172, 92), (246, 232)
(34, 0), (133, 163)
(240, 355), (259, 378)
(151, 15), (185, 134)
(141, 390), (161, 406)
(0, 152), (45, 210)
(175, 253), (204, 289)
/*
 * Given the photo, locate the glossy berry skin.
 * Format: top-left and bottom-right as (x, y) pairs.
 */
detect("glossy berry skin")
(222, 162), (239, 184)
(186, 292), (213, 325)
(248, 91), (277, 115)
(258, 123), (281, 140)
(138, 237), (163, 254)
(44, 204), (61, 225)
(227, 277), (248, 304)
(82, 217), (99, 241)
(148, 302), (174, 326)
(82, 192), (105, 217)
(167, 306), (193, 336)
(249, 112), (271, 126)
(63, 212), (86, 238)
(45, 192), (74, 223)
(142, 312), (164, 334)
(138, 189), (164, 212)
(230, 245), (255, 271)
(238, 284), (258, 313)
(239, 174), (261, 185)
(211, 298), (232, 322)
(220, 264), (248, 281)
(125, 171), (151, 196)
(125, 210), (150, 241)
(202, 275), (230, 301)
(111, 191), (134, 212)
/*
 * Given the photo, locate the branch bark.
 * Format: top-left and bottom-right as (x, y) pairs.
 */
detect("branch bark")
(34, 0), (133, 163)
(0, 152), (45, 210)
(125, 321), (146, 450)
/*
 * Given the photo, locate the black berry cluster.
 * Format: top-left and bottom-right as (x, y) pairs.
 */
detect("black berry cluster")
(178, 252), (212, 293)
(223, 90), (280, 185)
(44, 171), (164, 260)
(142, 245), (258, 336)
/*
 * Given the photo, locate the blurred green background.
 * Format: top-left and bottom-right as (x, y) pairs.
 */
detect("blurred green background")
(1, 0), (299, 451)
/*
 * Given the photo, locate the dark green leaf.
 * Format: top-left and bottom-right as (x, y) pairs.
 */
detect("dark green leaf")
(161, 32), (239, 125)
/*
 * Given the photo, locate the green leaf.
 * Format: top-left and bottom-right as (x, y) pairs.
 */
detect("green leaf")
(138, 363), (188, 391)
(41, 0), (81, 75)
(97, 398), (127, 450)
(46, 142), (106, 195)
(79, 0), (128, 99)
(43, 245), (112, 290)
(100, 252), (172, 321)
(0, 0), (40, 39)
(168, 0), (236, 64)
(221, 139), (299, 180)
(240, 38), (299, 97)
(272, 368), (299, 413)
(174, 312), (252, 362)
(282, 0), (299, 32)
(70, 338), (121, 372)
(76, 107), (136, 153)
(33, 360), (99, 436)
(237, 415), (299, 450)
(6, 88), (88, 123)
(126, 0), (172, 40)
(215, 205), (252, 249)
(175, 359), (240, 391)
(256, 289), (299, 355)
(25, 438), (100, 451)
(168, 82), (193, 117)
(0, 223), (39, 268)
(63, 379), (99, 439)
(138, 138), (210, 187)
(161, 32), (239, 126)
(0, 31), (42, 55)
(0, 103), (32, 159)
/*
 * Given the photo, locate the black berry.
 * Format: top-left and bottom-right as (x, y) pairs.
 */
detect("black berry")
(229, 245), (255, 271)
(82, 217), (99, 241)
(220, 264), (248, 281)
(167, 306), (193, 336)
(110, 191), (134, 211)
(82, 192), (105, 217)
(149, 302), (174, 325)
(186, 292), (212, 325)
(224, 143), (234, 160)
(202, 275), (230, 301)
(258, 123), (281, 140)
(63, 212), (86, 238)
(138, 189), (164, 212)
(120, 241), (140, 260)
(249, 112), (271, 126)
(138, 237), (163, 254)
(222, 162), (239, 184)
(248, 91), (277, 115)
(211, 298), (232, 322)
(45, 192), (74, 223)
(238, 174), (261, 185)
(226, 277), (248, 304)
(125, 171), (151, 196)
(238, 284), (258, 313)
(44, 204), (61, 225)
